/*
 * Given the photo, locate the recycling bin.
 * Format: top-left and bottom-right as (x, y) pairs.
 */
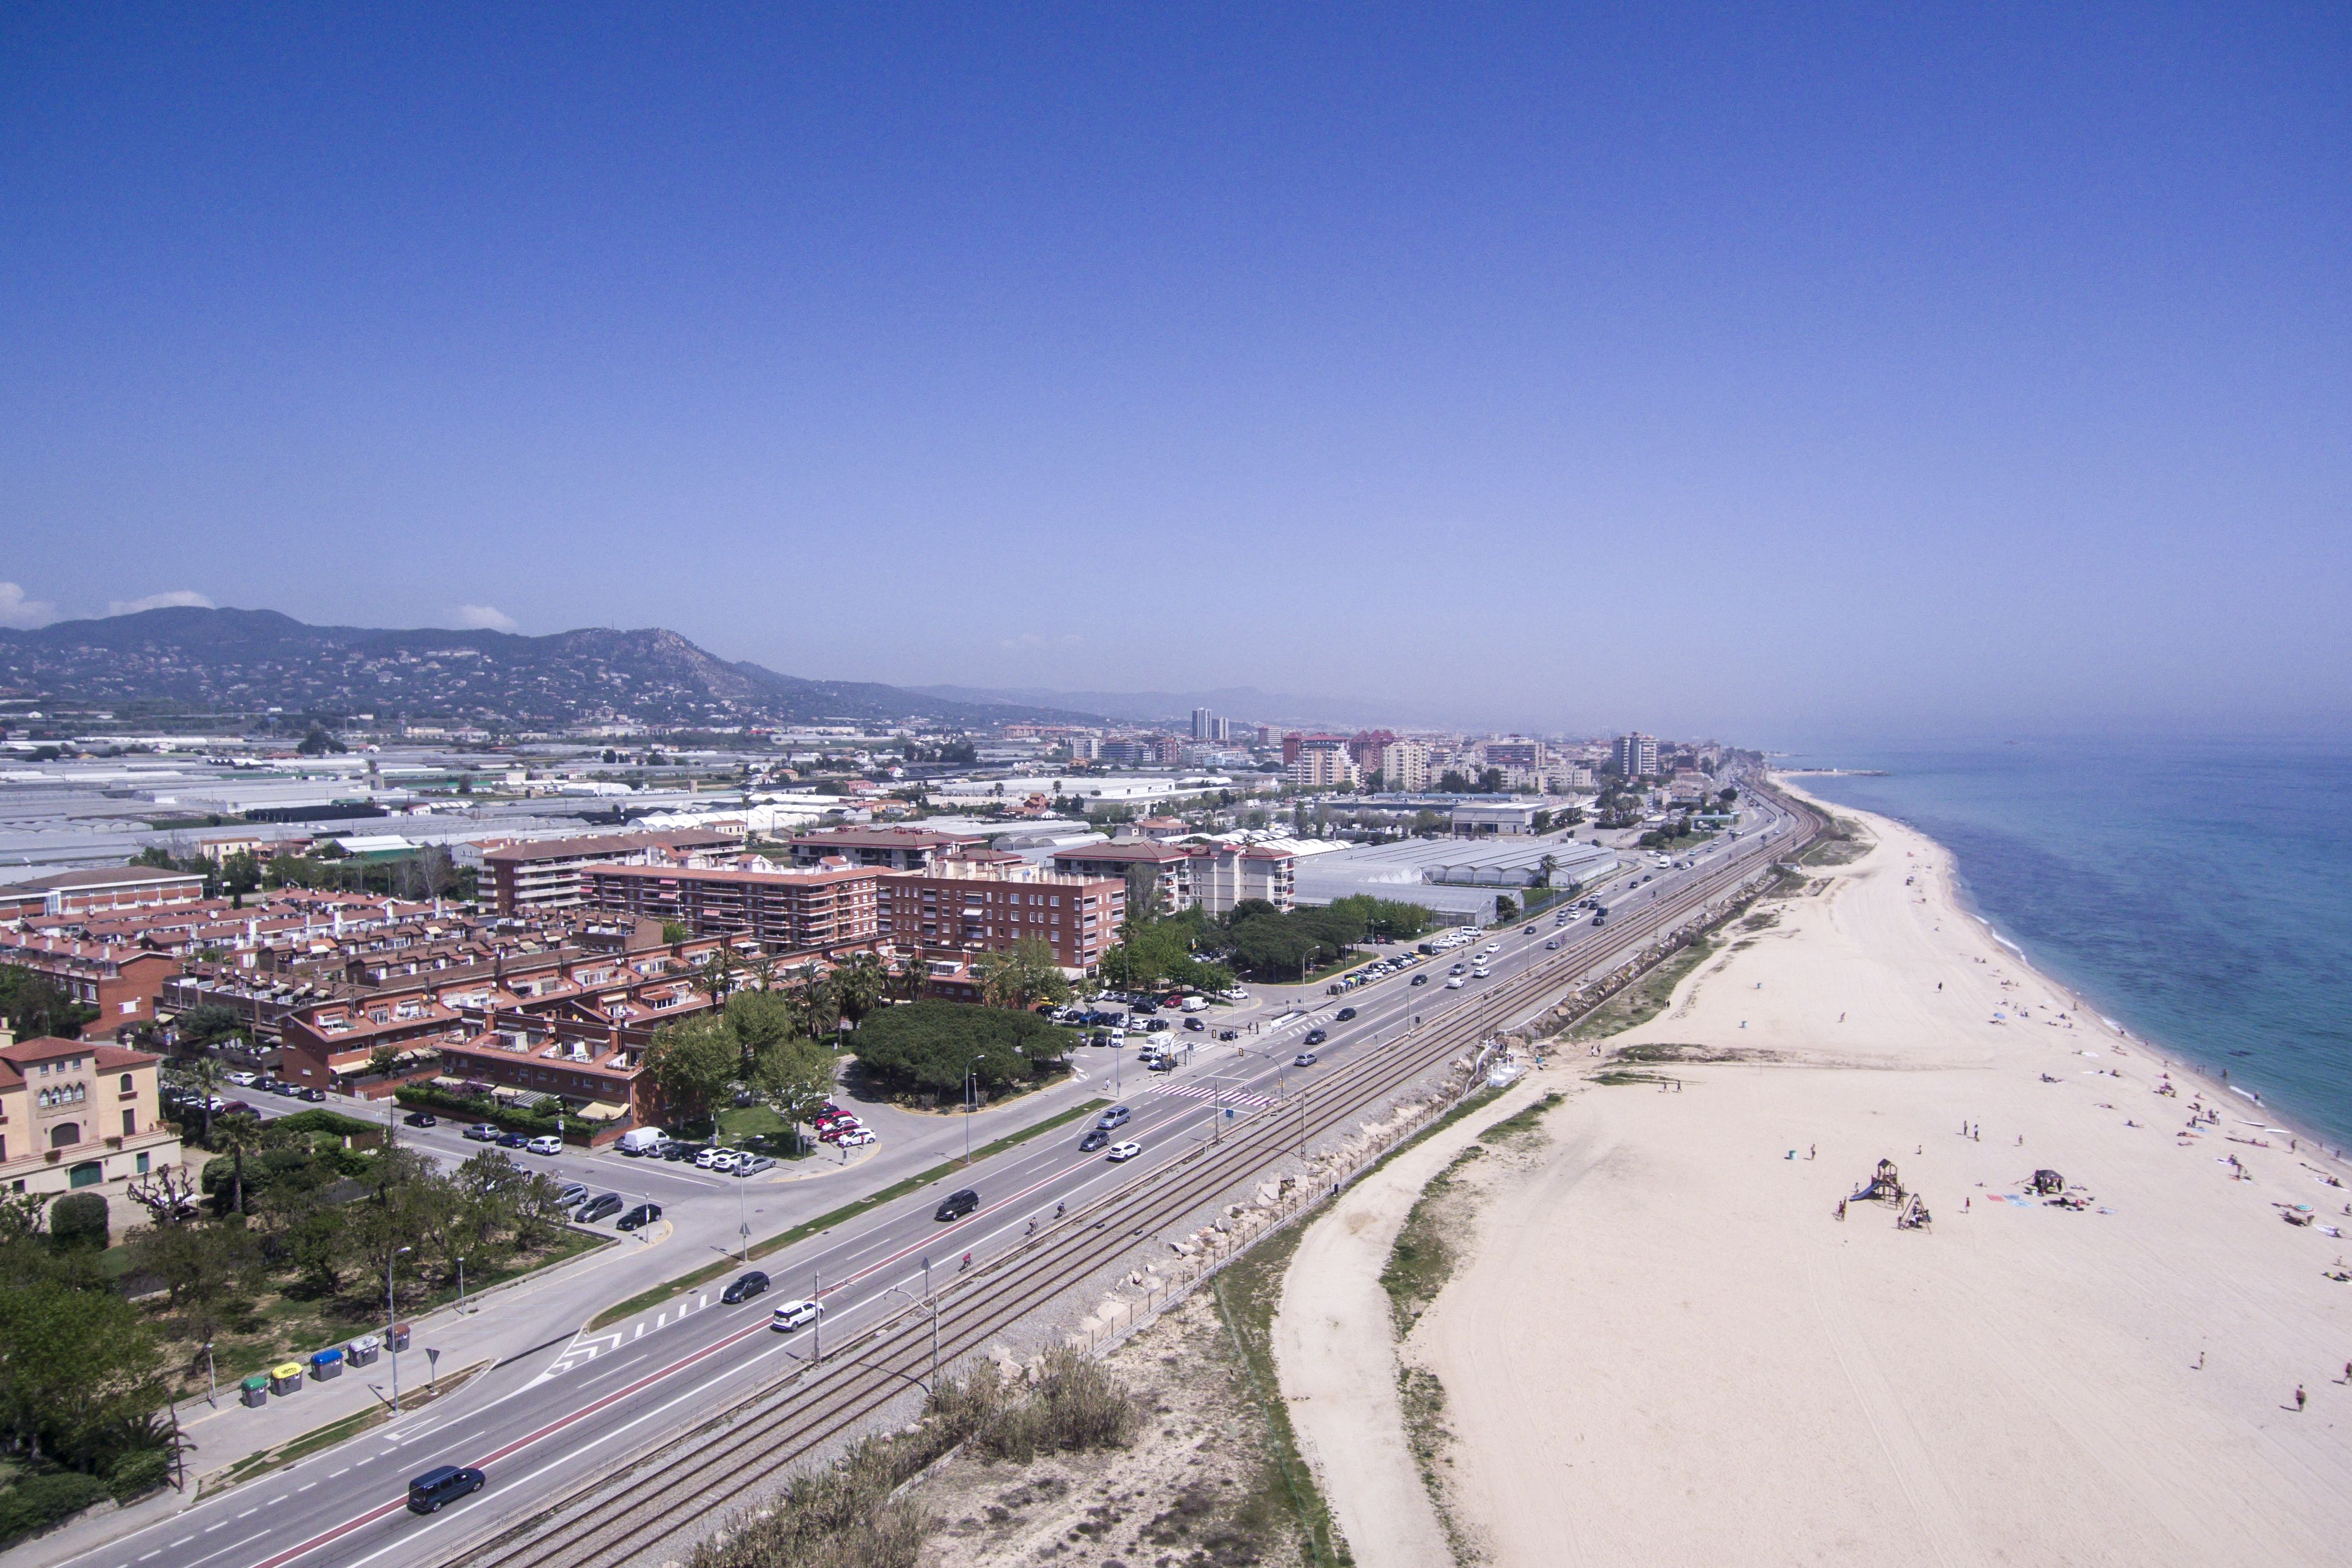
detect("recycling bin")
(309, 1346), (344, 1381)
(388, 1322), (410, 1352)
(268, 1362), (304, 1395)
(345, 1335), (380, 1368)
(240, 1374), (269, 1409)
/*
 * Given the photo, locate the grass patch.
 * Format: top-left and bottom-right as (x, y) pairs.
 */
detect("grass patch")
(1566, 933), (1720, 1041)
(1796, 814), (1872, 867)
(586, 1097), (1110, 1330)
(1592, 1070), (1671, 1087)
(1213, 1215), (1355, 1568)
(1396, 1364), (1479, 1563)
(1476, 1091), (1562, 1144)
(1380, 1147), (1486, 1336)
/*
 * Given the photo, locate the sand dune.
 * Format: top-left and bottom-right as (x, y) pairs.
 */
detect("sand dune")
(1381, 797), (2352, 1565)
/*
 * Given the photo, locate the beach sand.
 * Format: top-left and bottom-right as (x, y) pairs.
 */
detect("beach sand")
(1370, 794), (2352, 1566)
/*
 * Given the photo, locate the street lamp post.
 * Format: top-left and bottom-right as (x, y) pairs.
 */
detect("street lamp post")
(388, 1244), (411, 1412)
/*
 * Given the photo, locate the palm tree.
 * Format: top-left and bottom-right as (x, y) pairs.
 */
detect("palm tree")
(212, 1111), (267, 1215)
(832, 952), (889, 1027)
(747, 953), (777, 993)
(184, 1054), (225, 1144)
(695, 946), (738, 1003)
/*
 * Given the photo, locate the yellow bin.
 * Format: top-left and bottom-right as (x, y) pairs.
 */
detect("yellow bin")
(269, 1361), (305, 1395)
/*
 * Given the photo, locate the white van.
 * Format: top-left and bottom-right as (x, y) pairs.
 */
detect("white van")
(617, 1127), (665, 1156)
(1179, 996), (1208, 1012)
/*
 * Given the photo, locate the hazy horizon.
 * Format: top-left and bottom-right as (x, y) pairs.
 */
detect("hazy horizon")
(4, 8), (2346, 741)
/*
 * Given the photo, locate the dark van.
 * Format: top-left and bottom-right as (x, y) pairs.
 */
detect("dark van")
(935, 1189), (980, 1222)
(407, 1464), (485, 1513)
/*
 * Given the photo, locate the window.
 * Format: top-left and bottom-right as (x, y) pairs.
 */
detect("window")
(68, 1161), (101, 1189)
(136, 1151), (150, 1174)
(120, 1074), (134, 1094)
(123, 1109), (136, 1137)
(51, 1123), (80, 1150)
(119, 1000), (138, 1015)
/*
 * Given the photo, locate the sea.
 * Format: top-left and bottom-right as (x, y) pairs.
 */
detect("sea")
(1786, 738), (2352, 1151)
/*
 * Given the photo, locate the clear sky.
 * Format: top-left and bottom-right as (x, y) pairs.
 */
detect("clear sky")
(2, 5), (2346, 742)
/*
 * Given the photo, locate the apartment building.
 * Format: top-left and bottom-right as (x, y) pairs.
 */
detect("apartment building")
(0, 865), (209, 922)
(1482, 738), (1544, 768)
(1049, 841), (1195, 913)
(580, 863), (882, 950)
(875, 863), (1123, 969)
(786, 826), (981, 872)
(1612, 732), (1660, 778)
(1184, 844), (1297, 915)
(0, 1034), (182, 1201)
(1378, 740), (1433, 792)
(485, 830), (737, 913)
(0, 934), (180, 1037)
(1285, 742), (1360, 790)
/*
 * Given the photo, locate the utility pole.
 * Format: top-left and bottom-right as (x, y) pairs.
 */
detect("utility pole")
(388, 1245), (410, 1412)
(923, 1256), (939, 1392)
(812, 1265), (822, 1364)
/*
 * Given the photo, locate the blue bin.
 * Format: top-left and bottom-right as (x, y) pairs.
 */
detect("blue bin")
(310, 1346), (344, 1381)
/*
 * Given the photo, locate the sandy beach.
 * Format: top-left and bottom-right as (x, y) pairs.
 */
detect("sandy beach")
(1287, 789), (2352, 1567)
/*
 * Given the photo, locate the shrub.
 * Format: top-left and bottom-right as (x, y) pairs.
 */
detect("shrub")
(48, 1192), (108, 1252)
(0, 1471), (109, 1546)
(106, 1449), (171, 1503)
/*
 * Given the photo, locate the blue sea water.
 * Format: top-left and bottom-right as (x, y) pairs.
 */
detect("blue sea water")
(1787, 739), (2352, 1150)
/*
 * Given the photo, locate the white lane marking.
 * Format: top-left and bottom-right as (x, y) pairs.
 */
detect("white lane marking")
(296, 1482), (316, 1491)
(237, 1507), (257, 1517)
(138, 1552), (161, 1562)
(183, 1530), (269, 1567)
(329, 1467), (349, 1477)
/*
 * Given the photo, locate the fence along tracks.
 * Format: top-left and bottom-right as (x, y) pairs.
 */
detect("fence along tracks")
(444, 791), (1817, 1568)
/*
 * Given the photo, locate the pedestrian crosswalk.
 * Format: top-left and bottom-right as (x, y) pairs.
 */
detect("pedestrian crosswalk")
(1147, 1082), (1276, 1109)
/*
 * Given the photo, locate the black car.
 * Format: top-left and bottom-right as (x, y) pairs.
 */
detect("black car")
(1334, 1007), (1357, 1022)
(299, 1087), (325, 1101)
(720, 1270), (771, 1305)
(1216, 1028), (1239, 1041)
(661, 1141), (695, 1161)
(935, 1188), (980, 1222)
(1304, 1028), (1328, 1046)
(616, 1203), (662, 1232)
(1183, 1016), (1205, 1032)
(1411, 974), (1429, 986)
(1079, 1128), (1110, 1153)
(404, 1112), (438, 1128)
(578, 1192), (625, 1224)
(407, 1464), (485, 1514)
(498, 1131), (529, 1149)
(1132, 999), (1159, 1014)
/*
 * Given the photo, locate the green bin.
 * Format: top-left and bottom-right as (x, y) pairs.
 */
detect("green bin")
(240, 1374), (269, 1409)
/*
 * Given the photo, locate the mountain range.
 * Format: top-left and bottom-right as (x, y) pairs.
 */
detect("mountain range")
(0, 608), (1100, 732)
(912, 684), (1464, 731)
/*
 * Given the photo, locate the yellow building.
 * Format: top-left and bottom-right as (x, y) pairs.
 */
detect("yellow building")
(0, 1032), (184, 1202)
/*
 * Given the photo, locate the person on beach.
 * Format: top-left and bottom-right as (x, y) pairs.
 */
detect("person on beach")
(2295, 1385), (2307, 1411)
(1836, 1200), (1847, 1221)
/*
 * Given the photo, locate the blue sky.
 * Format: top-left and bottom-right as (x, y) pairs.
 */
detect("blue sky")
(2, 5), (2346, 741)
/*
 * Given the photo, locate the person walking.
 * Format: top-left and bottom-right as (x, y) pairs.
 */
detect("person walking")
(2295, 1384), (2307, 1412)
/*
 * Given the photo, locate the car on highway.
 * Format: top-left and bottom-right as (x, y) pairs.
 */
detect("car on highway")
(770, 1299), (823, 1332)
(460, 1123), (500, 1142)
(525, 1134), (562, 1156)
(1445, 976), (1466, 988)
(1334, 1006), (1357, 1022)
(1106, 1140), (1142, 1162)
(1411, 973), (1429, 986)
(721, 1270), (771, 1305)
(404, 1111), (439, 1128)
(406, 1464), (486, 1514)
(578, 1192), (624, 1224)
(616, 1203), (663, 1232)
(1450, 963), (1467, 975)
(1097, 1104), (1132, 1129)
(1294, 1051), (1318, 1067)
(1080, 1128), (1111, 1152)
(1304, 1028), (1327, 1046)
(935, 1188), (981, 1221)
(1545, 939), (1561, 950)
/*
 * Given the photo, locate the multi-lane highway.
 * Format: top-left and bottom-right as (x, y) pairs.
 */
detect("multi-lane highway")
(62, 785), (1812, 1568)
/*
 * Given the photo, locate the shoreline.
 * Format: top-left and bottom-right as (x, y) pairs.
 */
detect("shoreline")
(1783, 777), (2352, 1170)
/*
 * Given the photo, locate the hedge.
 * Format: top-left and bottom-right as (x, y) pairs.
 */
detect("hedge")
(107, 1450), (170, 1503)
(393, 1083), (593, 1141)
(0, 1472), (108, 1547)
(49, 1192), (108, 1251)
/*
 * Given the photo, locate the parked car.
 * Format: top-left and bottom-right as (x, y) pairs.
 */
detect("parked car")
(578, 1193), (624, 1224)
(934, 1188), (980, 1222)
(616, 1203), (663, 1232)
(1294, 1052), (1318, 1067)
(834, 1130), (876, 1147)
(660, 1141), (695, 1161)
(1335, 1007), (1357, 1022)
(299, 1087), (326, 1101)
(721, 1270), (771, 1305)
(497, 1131), (529, 1149)
(693, 1147), (727, 1168)
(225, 1070), (258, 1087)
(555, 1181), (590, 1207)
(734, 1154), (776, 1176)
(406, 1464), (486, 1514)
(770, 1299), (823, 1333)
(404, 1111), (439, 1128)
(525, 1134), (562, 1156)
(1106, 1140), (1142, 1162)
(1304, 1028), (1327, 1047)
(1097, 1105), (1131, 1129)
(1080, 1128), (1110, 1152)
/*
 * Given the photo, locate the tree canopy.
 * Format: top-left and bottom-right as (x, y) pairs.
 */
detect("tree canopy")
(850, 1001), (1074, 1098)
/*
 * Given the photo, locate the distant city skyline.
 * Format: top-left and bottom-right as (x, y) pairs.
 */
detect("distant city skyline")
(4, 8), (2346, 742)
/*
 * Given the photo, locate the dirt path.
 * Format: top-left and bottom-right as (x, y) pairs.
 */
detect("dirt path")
(1272, 1077), (1545, 1568)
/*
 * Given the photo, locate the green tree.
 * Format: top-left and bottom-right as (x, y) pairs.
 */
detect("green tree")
(211, 1112), (268, 1214)
(0, 1278), (167, 1465)
(695, 946), (739, 1003)
(48, 1193), (108, 1252)
(849, 1002), (1073, 1098)
(973, 936), (1073, 1011)
(644, 1015), (740, 1127)
(724, 989), (795, 1063)
(829, 952), (890, 1026)
(0, 964), (97, 1041)
(750, 1036), (837, 1151)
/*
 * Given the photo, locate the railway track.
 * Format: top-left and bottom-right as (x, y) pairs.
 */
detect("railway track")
(446, 788), (1818, 1568)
